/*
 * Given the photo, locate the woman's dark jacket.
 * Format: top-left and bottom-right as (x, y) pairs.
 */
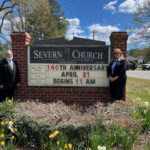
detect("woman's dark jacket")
(107, 59), (127, 81)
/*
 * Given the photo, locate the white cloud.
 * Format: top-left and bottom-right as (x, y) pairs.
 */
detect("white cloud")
(87, 24), (120, 44)
(0, 19), (12, 42)
(128, 32), (141, 44)
(104, 0), (148, 14)
(65, 18), (84, 40)
(65, 18), (120, 44)
(103, 0), (117, 14)
(0, 16), (25, 44)
(0, 9), (7, 18)
(127, 33), (147, 49)
(119, 0), (146, 14)
(119, 0), (137, 13)
(128, 23), (150, 45)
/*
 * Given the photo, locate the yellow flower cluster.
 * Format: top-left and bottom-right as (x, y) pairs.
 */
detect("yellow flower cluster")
(0, 120), (17, 148)
(0, 121), (14, 126)
(64, 143), (72, 149)
(0, 134), (4, 138)
(1, 141), (5, 147)
(49, 130), (59, 139)
(8, 121), (14, 133)
(49, 130), (73, 149)
(68, 143), (72, 149)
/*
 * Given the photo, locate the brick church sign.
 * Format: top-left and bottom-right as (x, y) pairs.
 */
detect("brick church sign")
(11, 32), (128, 105)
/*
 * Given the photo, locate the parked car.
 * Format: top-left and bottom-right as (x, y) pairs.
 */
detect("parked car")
(126, 60), (137, 70)
(142, 62), (150, 70)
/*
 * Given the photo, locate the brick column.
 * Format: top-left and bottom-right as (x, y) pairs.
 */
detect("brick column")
(11, 32), (31, 98)
(110, 32), (128, 57)
(110, 32), (128, 101)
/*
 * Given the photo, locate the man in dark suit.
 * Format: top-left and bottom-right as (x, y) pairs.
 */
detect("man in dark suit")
(0, 50), (20, 102)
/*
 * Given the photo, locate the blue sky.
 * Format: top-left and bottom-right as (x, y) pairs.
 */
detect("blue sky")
(0, 0), (149, 50)
(57, 0), (148, 50)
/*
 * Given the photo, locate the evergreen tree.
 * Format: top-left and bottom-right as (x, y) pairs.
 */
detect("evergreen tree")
(145, 47), (150, 62)
(0, 42), (9, 60)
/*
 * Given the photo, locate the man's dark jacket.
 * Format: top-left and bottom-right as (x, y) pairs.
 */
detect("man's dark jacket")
(0, 58), (20, 89)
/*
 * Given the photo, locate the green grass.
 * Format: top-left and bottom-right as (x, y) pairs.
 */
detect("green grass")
(126, 77), (150, 102)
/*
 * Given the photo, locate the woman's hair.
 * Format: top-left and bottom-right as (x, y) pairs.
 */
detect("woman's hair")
(111, 48), (125, 62)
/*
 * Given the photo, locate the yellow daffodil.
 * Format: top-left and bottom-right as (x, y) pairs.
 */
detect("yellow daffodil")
(8, 99), (12, 103)
(1, 141), (5, 146)
(56, 141), (60, 145)
(49, 134), (54, 139)
(49, 130), (59, 139)
(9, 133), (12, 136)
(53, 130), (59, 136)
(12, 136), (15, 140)
(132, 99), (136, 104)
(0, 134), (4, 138)
(64, 144), (68, 149)
(68, 143), (72, 149)
(9, 121), (14, 125)
(1, 122), (4, 126)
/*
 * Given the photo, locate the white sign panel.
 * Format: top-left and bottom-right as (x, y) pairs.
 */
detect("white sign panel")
(27, 46), (111, 87)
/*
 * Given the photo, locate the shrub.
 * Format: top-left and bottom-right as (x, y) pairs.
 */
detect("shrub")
(0, 100), (14, 121)
(134, 106), (150, 132)
(14, 115), (105, 149)
(88, 124), (139, 150)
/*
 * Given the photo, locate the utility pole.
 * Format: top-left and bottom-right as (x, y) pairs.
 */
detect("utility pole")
(92, 31), (95, 40)
(72, 32), (75, 38)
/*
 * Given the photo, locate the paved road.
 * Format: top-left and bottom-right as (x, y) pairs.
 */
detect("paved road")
(127, 70), (150, 80)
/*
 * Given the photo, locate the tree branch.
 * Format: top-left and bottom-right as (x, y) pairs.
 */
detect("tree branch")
(0, 10), (13, 33)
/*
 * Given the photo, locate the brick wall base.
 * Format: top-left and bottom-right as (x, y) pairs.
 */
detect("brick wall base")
(14, 87), (111, 106)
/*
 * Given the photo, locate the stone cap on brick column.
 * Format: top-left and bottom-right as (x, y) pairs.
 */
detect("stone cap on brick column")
(11, 32), (31, 46)
(110, 32), (128, 41)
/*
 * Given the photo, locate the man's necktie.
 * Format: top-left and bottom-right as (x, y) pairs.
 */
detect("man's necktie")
(9, 61), (13, 70)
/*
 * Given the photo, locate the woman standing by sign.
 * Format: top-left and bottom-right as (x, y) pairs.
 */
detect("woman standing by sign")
(107, 48), (127, 101)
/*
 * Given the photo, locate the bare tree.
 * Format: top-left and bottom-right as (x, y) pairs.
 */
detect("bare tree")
(129, 1), (150, 43)
(0, 0), (16, 33)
